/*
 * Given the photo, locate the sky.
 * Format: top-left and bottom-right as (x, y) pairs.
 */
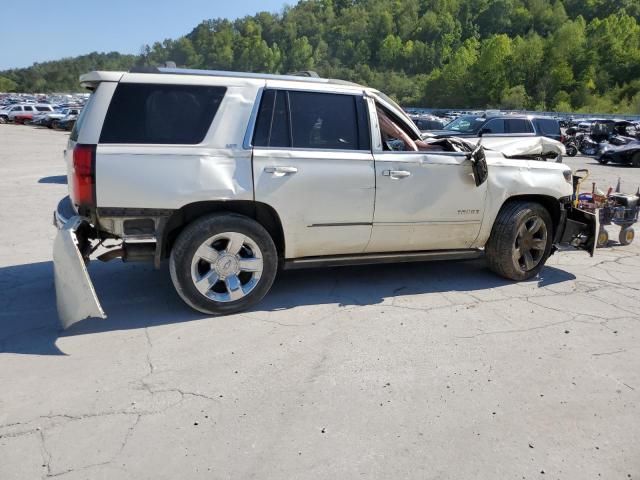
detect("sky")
(0, 0), (291, 70)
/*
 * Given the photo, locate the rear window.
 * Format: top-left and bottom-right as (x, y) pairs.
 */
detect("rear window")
(100, 83), (226, 144)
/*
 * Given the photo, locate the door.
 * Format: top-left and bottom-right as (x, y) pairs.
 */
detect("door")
(252, 88), (375, 259)
(366, 99), (488, 253)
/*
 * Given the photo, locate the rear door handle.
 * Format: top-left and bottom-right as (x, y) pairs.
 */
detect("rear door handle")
(382, 170), (411, 179)
(264, 166), (298, 176)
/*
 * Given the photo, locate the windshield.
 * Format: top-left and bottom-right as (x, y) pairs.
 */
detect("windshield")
(444, 115), (486, 134)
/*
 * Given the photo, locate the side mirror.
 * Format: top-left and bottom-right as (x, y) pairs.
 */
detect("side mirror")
(467, 144), (488, 187)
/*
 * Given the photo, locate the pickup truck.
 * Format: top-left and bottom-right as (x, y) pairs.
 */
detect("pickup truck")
(52, 68), (598, 328)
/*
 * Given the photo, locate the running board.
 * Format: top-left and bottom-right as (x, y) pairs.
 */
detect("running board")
(283, 249), (484, 270)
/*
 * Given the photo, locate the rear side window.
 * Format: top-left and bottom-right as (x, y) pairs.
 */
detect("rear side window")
(253, 89), (370, 150)
(506, 119), (533, 134)
(483, 118), (505, 134)
(100, 83), (226, 144)
(534, 118), (560, 136)
(36, 106), (51, 112)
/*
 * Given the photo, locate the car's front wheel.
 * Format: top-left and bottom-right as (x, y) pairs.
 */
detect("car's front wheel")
(169, 213), (278, 315)
(486, 201), (553, 281)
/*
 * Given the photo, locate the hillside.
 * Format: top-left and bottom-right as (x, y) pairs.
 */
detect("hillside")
(1, 0), (639, 112)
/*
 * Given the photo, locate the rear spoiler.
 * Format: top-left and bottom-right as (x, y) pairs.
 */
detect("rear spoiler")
(79, 71), (125, 90)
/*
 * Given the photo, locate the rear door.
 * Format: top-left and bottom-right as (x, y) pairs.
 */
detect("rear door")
(252, 88), (375, 259)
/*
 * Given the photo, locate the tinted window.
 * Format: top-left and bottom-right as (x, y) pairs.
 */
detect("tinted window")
(253, 90), (368, 150)
(506, 119), (533, 133)
(483, 118), (505, 134)
(100, 83), (226, 144)
(253, 90), (291, 148)
(36, 106), (51, 111)
(24, 106), (33, 111)
(534, 118), (560, 136)
(289, 91), (359, 150)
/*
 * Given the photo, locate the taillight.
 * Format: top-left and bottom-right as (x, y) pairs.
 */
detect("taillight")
(71, 144), (96, 212)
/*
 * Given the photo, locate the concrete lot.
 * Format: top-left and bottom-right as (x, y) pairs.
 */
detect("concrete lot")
(1, 124), (639, 479)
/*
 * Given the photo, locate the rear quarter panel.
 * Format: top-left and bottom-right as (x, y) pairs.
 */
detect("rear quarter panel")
(91, 79), (261, 209)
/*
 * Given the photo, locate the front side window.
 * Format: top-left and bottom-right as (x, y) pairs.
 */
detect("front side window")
(253, 89), (369, 151)
(100, 83), (226, 144)
(444, 115), (485, 134)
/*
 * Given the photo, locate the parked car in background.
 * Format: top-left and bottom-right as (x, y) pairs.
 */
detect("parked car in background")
(598, 140), (640, 167)
(424, 114), (565, 161)
(410, 115), (446, 131)
(426, 114), (562, 142)
(8, 104), (54, 124)
(37, 107), (82, 128)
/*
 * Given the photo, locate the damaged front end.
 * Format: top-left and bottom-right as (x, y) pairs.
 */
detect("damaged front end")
(53, 197), (105, 329)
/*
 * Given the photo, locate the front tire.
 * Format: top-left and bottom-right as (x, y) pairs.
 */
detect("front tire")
(169, 213), (278, 315)
(486, 201), (553, 281)
(631, 153), (640, 168)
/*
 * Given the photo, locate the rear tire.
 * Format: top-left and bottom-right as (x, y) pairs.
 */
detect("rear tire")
(631, 153), (640, 168)
(566, 145), (577, 157)
(169, 213), (278, 315)
(486, 201), (553, 281)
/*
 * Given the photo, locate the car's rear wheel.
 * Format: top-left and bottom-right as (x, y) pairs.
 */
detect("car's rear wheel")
(486, 201), (553, 281)
(169, 213), (278, 315)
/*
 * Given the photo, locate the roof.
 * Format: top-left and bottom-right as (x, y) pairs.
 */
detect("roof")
(80, 67), (363, 89)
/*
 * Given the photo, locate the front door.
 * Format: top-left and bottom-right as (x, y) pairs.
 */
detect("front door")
(252, 88), (375, 259)
(366, 100), (488, 253)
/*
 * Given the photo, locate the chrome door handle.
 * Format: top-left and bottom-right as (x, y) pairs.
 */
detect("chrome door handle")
(383, 170), (411, 179)
(264, 166), (298, 175)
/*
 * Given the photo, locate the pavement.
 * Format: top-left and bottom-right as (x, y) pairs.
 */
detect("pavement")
(1, 124), (639, 479)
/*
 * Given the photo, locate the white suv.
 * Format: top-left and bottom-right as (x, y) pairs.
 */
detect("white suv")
(53, 67), (598, 328)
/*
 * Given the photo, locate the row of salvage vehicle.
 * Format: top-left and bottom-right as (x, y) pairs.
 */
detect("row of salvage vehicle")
(563, 119), (640, 167)
(0, 103), (83, 130)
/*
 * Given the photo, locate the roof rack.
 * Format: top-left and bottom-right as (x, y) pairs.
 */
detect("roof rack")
(124, 65), (362, 88)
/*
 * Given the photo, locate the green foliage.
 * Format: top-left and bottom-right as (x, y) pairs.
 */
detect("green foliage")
(2, 0), (639, 113)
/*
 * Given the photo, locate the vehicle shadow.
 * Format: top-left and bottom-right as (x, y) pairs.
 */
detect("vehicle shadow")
(38, 175), (67, 184)
(0, 258), (575, 356)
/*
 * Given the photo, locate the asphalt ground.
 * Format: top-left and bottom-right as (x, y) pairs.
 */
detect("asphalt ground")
(1, 124), (639, 479)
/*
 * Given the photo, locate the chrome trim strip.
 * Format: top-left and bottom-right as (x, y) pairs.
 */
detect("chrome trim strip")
(243, 86), (265, 150)
(283, 249), (483, 269)
(308, 222), (372, 227)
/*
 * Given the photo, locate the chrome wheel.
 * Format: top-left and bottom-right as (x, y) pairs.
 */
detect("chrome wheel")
(513, 216), (547, 271)
(190, 232), (263, 302)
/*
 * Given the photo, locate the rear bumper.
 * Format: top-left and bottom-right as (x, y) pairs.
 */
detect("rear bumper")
(53, 197), (105, 329)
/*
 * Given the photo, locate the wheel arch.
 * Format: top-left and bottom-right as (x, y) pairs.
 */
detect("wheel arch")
(162, 200), (285, 260)
(498, 194), (562, 235)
